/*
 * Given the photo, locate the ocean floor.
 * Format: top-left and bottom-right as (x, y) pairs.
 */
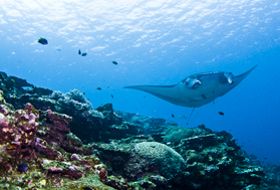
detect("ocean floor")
(0, 71), (279, 190)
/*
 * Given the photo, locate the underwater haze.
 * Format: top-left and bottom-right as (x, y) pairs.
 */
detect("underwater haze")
(0, 0), (280, 164)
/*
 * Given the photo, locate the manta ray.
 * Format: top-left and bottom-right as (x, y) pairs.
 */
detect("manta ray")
(125, 66), (257, 108)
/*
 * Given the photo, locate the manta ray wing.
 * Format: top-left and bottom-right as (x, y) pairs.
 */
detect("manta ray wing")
(124, 84), (196, 106)
(233, 65), (257, 85)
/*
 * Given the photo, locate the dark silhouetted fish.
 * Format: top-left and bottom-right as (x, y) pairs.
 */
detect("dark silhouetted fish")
(81, 52), (87, 56)
(218, 111), (224, 116)
(112, 61), (118, 65)
(38, 37), (48, 45)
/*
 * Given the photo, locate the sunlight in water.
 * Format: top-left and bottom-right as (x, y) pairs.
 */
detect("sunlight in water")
(0, 0), (279, 58)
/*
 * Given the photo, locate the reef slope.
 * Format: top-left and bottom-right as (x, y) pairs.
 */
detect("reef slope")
(0, 71), (278, 190)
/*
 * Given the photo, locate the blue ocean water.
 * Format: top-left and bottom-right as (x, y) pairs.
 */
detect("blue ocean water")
(0, 0), (279, 164)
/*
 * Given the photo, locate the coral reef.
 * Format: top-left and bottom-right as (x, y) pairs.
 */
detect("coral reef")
(92, 127), (264, 190)
(0, 72), (139, 143)
(0, 88), (112, 189)
(127, 142), (185, 180)
(261, 165), (280, 190)
(0, 71), (278, 189)
(0, 99), (39, 167)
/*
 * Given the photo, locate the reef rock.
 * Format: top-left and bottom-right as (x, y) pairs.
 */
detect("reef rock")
(0, 72), (140, 143)
(261, 165), (280, 190)
(125, 142), (185, 180)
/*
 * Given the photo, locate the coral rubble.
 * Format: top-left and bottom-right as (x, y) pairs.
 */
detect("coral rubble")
(0, 71), (278, 189)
